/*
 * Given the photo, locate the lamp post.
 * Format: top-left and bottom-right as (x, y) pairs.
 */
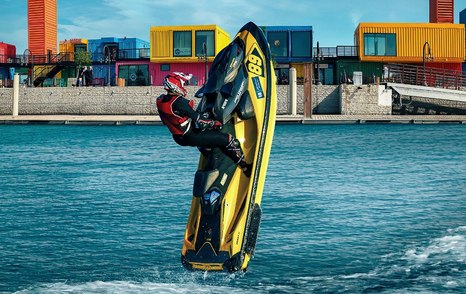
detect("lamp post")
(198, 42), (208, 85)
(103, 44), (111, 86)
(314, 42), (324, 117)
(315, 42), (324, 85)
(23, 49), (33, 87)
(422, 41), (432, 86)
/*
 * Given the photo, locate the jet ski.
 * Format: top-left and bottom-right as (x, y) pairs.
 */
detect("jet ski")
(181, 22), (277, 272)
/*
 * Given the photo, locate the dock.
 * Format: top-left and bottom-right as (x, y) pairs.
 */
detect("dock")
(1, 114), (466, 125)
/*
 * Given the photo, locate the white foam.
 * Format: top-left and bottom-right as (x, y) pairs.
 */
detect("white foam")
(404, 233), (466, 264)
(14, 280), (249, 294)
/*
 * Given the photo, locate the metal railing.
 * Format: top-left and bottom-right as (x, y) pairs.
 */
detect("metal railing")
(91, 48), (150, 63)
(385, 63), (466, 91)
(313, 46), (358, 58)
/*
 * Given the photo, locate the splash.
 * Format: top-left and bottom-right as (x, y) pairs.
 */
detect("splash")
(404, 227), (466, 264)
(14, 280), (250, 294)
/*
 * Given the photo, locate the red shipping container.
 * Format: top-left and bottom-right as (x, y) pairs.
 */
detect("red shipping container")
(0, 42), (16, 63)
(425, 62), (462, 73)
(430, 0), (454, 23)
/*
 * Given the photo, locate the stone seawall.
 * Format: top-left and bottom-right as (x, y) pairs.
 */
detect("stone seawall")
(3, 83), (462, 116)
(0, 85), (340, 116)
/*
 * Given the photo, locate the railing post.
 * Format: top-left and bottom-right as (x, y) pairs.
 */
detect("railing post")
(13, 73), (19, 116)
(289, 67), (297, 115)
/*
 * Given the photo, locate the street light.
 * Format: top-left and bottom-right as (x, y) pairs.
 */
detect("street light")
(315, 41), (323, 85)
(198, 42), (208, 85)
(422, 41), (433, 86)
(23, 49), (33, 87)
(103, 44), (111, 86)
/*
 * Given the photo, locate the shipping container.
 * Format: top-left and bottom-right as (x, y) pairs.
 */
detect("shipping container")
(461, 8), (466, 25)
(0, 42), (16, 63)
(88, 38), (119, 62)
(262, 26), (313, 63)
(28, 0), (57, 55)
(116, 60), (151, 86)
(118, 38), (150, 59)
(59, 39), (88, 61)
(150, 25), (230, 63)
(88, 37), (148, 62)
(425, 62), (462, 73)
(150, 62), (212, 86)
(355, 23), (465, 63)
(91, 64), (116, 86)
(429, 0), (454, 23)
(33, 65), (61, 79)
(0, 67), (8, 80)
(336, 60), (383, 84)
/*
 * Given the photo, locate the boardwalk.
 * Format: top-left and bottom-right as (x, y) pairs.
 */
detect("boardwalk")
(1, 114), (466, 125)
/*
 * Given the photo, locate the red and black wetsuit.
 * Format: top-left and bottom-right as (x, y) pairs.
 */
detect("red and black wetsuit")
(156, 94), (230, 148)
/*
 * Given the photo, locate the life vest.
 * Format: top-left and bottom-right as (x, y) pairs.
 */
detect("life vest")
(156, 94), (194, 135)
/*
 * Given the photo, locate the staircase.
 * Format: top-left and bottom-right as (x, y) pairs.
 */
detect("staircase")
(33, 53), (71, 87)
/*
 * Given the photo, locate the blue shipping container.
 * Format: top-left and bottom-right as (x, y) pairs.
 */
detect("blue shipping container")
(91, 64), (116, 86)
(262, 26), (313, 63)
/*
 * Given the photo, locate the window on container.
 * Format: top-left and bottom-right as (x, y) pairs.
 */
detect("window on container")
(385, 34), (396, 56)
(291, 31), (311, 58)
(195, 31), (215, 57)
(160, 64), (170, 71)
(268, 32), (288, 57)
(364, 33), (396, 56)
(364, 34), (376, 56)
(173, 31), (192, 57)
(375, 35), (386, 56)
(118, 64), (149, 86)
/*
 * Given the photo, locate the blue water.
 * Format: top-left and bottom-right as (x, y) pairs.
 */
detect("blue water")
(1, 124), (465, 293)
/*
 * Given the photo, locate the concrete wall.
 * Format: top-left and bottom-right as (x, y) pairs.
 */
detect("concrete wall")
(4, 83), (452, 116)
(340, 84), (392, 115)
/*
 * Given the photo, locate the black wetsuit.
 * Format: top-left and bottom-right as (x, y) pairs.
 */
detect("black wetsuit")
(165, 95), (231, 148)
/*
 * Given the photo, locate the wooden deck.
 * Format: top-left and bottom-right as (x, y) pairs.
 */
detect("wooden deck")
(1, 114), (466, 125)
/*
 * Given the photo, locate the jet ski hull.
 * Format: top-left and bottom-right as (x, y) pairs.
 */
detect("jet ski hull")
(181, 22), (277, 272)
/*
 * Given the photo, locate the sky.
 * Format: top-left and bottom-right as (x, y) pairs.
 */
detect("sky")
(1, 0), (465, 53)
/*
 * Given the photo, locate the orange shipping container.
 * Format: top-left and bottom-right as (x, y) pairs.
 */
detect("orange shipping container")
(355, 23), (465, 63)
(28, 0), (57, 56)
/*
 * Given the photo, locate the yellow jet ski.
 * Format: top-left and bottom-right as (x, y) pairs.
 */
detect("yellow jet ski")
(181, 22), (277, 272)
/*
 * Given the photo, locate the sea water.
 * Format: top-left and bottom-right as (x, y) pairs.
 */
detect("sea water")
(0, 124), (465, 293)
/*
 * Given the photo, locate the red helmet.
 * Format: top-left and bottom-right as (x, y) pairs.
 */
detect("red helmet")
(163, 72), (192, 96)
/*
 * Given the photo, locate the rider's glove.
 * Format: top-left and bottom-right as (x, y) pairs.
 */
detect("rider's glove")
(196, 117), (223, 131)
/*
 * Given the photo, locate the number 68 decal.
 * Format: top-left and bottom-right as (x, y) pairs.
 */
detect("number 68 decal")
(246, 48), (264, 77)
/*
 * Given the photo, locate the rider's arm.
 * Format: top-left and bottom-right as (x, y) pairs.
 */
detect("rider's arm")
(172, 97), (200, 121)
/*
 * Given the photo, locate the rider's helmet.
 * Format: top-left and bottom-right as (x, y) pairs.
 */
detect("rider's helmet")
(163, 72), (192, 97)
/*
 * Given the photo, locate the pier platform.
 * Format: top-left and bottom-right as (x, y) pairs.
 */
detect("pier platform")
(1, 114), (466, 125)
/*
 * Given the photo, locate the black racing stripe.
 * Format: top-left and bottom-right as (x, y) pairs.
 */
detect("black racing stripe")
(240, 22), (273, 261)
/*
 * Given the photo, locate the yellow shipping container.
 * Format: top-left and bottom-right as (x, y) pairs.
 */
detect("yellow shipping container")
(59, 39), (88, 62)
(33, 65), (61, 78)
(355, 23), (465, 63)
(150, 24), (230, 63)
(290, 63), (304, 78)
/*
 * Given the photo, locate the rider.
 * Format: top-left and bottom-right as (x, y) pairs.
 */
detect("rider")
(156, 72), (252, 177)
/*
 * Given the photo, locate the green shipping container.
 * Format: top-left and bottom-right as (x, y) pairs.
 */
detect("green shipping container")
(59, 66), (77, 86)
(336, 59), (383, 84)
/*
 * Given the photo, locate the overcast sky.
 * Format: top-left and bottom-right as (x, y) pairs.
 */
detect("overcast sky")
(1, 0), (465, 53)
